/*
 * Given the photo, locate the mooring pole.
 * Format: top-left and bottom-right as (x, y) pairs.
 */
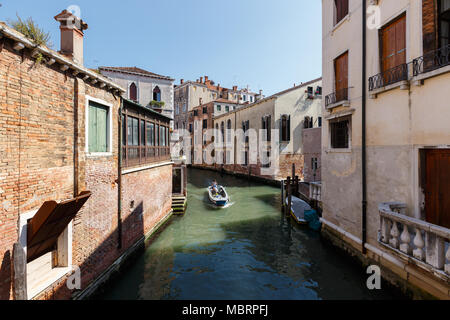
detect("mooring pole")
(287, 176), (292, 216)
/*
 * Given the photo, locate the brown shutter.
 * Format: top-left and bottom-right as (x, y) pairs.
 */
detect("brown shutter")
(381, 14), (406, 73)
(422, 0), (438, 54)
(334, 51), (348, 99)
(27, 192), (91, 262)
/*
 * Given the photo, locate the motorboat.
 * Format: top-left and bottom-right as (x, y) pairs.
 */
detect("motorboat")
(207, 185), (229, 207)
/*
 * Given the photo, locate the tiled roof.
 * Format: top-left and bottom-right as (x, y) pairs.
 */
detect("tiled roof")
(99, 66), (174, 81)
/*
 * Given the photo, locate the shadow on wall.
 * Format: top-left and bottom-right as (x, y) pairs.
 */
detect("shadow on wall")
(293, 120), (305, 152)
(0, 250), (11, 300)
(40, 199), (147, 300)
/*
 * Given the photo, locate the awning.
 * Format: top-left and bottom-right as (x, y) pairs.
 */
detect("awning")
(26, 191), (91, 263)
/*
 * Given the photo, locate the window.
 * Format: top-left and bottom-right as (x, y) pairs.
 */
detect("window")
(311, 158), (318, 171)
(242, 120), (250, 143)
(129, 82), (137, 101)
(88, 100), (110, 153)
(261, 115), (271, 141)
(250, 96), (253, 103)
(335, 0), (349, 25)
(127, 116), (139, 146)
(203, 107), (208, 114)
(381, 14), (406, 74)
(189, 123), (193, 133)
(217, 105), (222, 112)
(307, 86), (314, 95)
(318, 117), (322, 128)
(221, 121), (225, 142)
(330, 118), (350, 149)
(194, 110), (199, 117)
(334, 51), (348, 101)
(227, 119), (232, 143)
(438, 0), (450, 48)
(243, 95), (247, 101)
(280, 115), (290, 142)
(315, 86), (322, 95)
(203, 119), (208, 129)
(146, 122), (155, 146)
(304, 116), (313, 129)
(153, 86), (161, 102)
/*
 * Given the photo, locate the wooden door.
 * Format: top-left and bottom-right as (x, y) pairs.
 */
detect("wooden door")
(381, 14), (406, 73)
(425, 149), (450, 229)
(334, 52), (348, 101)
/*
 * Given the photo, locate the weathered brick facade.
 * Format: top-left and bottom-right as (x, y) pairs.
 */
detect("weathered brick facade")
(0, 24), (172, 300)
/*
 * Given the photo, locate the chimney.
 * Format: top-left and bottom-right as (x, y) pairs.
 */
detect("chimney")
(205, 76), (208, 82)
(233, 86), (237, 91)
(200, 77), (203, 83)
(54, 10), (88, 66)
(180, 79), (184, 84)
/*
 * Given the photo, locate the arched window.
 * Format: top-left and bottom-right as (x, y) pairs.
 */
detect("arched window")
(153, 86), (161, 102)
(129, 82), (137, 101)
(227, 119), (232, 143)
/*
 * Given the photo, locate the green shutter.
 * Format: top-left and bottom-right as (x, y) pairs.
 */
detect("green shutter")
(88, 105), (97, 152)
(88, 102), (108, 153)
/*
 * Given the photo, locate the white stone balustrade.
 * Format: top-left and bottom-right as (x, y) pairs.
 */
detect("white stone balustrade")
(379, 202), (450, 278)
(309, 182), (321, 202)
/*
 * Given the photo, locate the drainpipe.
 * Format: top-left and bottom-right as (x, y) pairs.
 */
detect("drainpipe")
(117, 98), (123, 249)
(362, 0), (367, 254)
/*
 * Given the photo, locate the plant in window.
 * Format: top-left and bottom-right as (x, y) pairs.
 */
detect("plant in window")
(149, 100), (165, 108)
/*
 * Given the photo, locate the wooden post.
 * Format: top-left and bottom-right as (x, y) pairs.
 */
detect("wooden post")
(287, 176), (292, 216)
(13, 242), (27, 300)
(281, 179), (285, 207)
(294, 175), (299, 196)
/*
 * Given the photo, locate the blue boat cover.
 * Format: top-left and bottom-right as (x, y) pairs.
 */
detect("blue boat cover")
(304, 209), (321, 231)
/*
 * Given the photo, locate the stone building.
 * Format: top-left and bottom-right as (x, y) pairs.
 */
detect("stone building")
(211, 79), (322, 181)
(321, 0), (450, 299)
(98, 66), (175, 129)
(0, 10), (173, 300)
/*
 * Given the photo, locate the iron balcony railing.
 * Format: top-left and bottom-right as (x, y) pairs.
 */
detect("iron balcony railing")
(413, 44), (450, 77)
(368, 63), (411, 91)
(325, 87), (349, 107)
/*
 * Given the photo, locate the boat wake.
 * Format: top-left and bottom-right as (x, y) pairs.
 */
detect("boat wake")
(205, 201), (235, 209)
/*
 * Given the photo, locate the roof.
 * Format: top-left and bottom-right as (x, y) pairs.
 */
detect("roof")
(214, 98), (240, 104)
(0, 22), (125, 93)
(122, 98), (173, 121)
(99, 66), (174, 81)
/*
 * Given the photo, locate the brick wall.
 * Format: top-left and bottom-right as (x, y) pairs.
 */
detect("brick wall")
(302, 127), (322, 182)
(422, 0), (438, 54)
(0, 38), (172, 300)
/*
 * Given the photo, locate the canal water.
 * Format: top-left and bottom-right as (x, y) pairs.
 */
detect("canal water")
(100, 168), (398, 300)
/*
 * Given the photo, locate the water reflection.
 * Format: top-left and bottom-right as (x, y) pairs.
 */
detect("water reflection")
(100, 168), (399, 300)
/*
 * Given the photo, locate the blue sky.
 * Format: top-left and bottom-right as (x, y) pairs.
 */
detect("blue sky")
(0, 0), (322, 96)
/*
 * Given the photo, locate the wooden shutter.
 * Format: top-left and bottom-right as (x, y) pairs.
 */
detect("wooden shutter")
(89, 102), (108, 152)
(381, 14), (406, 73)
(27, 192), (91, 262)
(287, 116), (291, 141)
(334, 52), (348, 99)
(88, 104), (98, 152)
(335, 0), (349, 24)
(267, 116), (271, 141)
(97, 106), (107, 152)
(422, 0), (438, 54)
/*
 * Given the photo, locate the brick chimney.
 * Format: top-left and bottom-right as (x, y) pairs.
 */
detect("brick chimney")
(54, 10), (88, 66)
(180, 79), (184, 84)
(233, 85), (238, 91)
(200, 77), (203, 83)
(205, 76), (208, 82)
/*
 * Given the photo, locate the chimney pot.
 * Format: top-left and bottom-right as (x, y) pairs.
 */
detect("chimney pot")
(54, 9), (88, 65)
(200, 77), (203, 83)
(180, 79), (184, 84)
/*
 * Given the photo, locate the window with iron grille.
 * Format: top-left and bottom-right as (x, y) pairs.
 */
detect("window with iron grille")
(203, 119), (208, 129)
(280, 115), (290, 142)
(330, 119), (350, 149)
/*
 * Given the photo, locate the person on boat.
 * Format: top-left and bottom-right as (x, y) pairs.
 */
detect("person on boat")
(211, 180), (219, 195)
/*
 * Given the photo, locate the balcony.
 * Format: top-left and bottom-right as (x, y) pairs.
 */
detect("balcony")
(368, 63), (411, 97)
(325, 88), (349, 109)
(412, 44), (450, 84)
(378, 202), (450, 280)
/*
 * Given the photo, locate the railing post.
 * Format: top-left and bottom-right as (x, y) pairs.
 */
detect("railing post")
(400, 225), (411, 255)
(413, 228), (425, 261)
(425, 232), (445, 270)
(380, 216), (390, 244)
(445, 246), (450, 274)
(389, 221), (400, 249)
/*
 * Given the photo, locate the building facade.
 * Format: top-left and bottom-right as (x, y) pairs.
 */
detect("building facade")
(0, 10), (173, 300)
(322, 0), (450, 299)
(99, 66), (175, 128)
(210, 79), (322, 181)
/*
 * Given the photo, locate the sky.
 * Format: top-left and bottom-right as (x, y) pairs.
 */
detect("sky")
(0, 0), (322, 96)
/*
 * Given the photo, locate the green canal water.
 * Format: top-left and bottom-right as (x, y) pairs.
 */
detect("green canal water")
(100, 168), (399, 300)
